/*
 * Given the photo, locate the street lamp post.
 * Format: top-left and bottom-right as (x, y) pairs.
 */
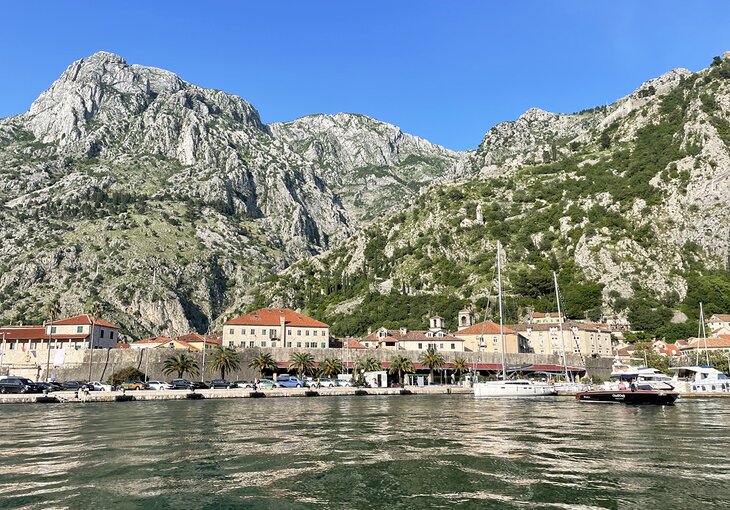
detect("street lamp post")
(45, 319), (53, 382)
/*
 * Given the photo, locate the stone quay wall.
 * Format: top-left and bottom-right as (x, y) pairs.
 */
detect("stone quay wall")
(0, 346), (612, 382)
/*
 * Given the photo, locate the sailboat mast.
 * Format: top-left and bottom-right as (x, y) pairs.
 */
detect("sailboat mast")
(554, 272), (570, 382)
(497, 241), (506, 381)
(700, 302), (710, 366)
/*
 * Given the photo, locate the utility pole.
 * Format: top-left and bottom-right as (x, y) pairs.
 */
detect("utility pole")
(45, 317), (53, 382)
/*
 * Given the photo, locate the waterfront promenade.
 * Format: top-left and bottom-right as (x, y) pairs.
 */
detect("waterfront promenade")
(2, 384), (728, 404)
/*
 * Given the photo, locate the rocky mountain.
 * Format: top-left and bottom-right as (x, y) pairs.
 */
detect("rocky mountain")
(270, 113), (464, 224)
(0, 52), (463, 336)
(257, 53), (730, 339)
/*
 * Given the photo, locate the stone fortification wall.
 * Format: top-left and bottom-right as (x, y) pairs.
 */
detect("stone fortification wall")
(0, 346), (610, 382)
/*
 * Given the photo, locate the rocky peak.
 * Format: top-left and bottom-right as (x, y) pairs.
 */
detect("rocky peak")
(23, 51), (265, 157)
(270, 112), (465, 223)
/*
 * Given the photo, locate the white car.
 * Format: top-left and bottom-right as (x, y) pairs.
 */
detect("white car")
(147, 380), (172, 390)
(88, 381), (113, 391)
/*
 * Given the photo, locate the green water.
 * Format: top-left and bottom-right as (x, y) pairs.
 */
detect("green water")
(0, 395), (728, 509)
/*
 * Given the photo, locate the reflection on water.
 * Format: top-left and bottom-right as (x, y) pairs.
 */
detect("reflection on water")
(0, 396), (729, 509)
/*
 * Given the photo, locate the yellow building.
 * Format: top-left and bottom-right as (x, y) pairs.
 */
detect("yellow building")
(223, 308), (330, 349)
(511, 321), (613, 357)
(452, 320), (528, 353)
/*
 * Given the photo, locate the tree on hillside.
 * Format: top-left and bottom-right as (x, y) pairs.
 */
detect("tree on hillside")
(419, 347), (445, 384)
(209, 346), (241, 380)
(288, 352), (315, 379)
(388, 355), (414, 386)
(249, 351), (278, 378)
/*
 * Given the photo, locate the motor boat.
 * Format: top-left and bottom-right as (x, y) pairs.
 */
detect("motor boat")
(669, 366), (730, 393)
(610, 362), (674, 385)
(576, 382), (679, 405)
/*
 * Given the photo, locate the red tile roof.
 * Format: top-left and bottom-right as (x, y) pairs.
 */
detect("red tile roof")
(50, 314), (118, 329)
(710, 314), (730, 322)
(135, 336), (174, 344)
(0, 326), (48, 341)
(0, 326), (90, 341)
(342, 338), (369, 349)
(455, 320), (516, 336)
(362, 328), (464, 343)
(225, 308), (328, 328)
(176, 332), (222, 345)
(682, 335), (730, 349)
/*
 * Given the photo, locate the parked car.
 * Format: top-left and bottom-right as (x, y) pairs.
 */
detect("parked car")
(147, 380), (172, 390)
(191, 381), (209, 390)
(256, 379), (278, 389)
(0, 377), (43, 394)
(210, 380), (233, 389)
(276, 376), (308, 388)
(232, 380), (254, 389)
(87, 381), (113, 391)
(120, 380), (148, 390)
(62, 380), (88, 391)
(170, 379), (194, 390)
(335, 379), (353, 387)
(317, 378), (338, 388)
(36, 381), (63, 392)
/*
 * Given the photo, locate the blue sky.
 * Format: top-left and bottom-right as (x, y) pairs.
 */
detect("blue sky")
(1, 1), (729, 150)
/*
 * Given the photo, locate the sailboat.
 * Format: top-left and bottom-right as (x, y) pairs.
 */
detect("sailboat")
(669, 302), (730, 393)
(473, 242), (557, 398)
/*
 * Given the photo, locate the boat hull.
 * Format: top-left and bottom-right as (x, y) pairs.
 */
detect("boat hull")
(576, 390), (679, 405)
(474, 381), (557, 398)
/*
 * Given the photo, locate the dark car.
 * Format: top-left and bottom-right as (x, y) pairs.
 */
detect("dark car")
(191, 381), (209, 390)
(36, 381), (63, 392)
(62, 380), (88, 391)
(210, 380), (233, 389)
(0, 377), (43, 394)
(170, 379), (194, 390)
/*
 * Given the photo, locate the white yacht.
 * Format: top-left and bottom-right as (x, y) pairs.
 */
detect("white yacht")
(610, 361), (674, 385)
(670, 366), (730, 393)
(473, 242), (556, 398)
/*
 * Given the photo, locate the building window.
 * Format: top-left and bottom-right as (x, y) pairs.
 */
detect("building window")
(306, 330), (310, 336)
(100, 330), (104, 338)
(262, 329), (266, 335)
(262, 341), (267, 347)
(240, 341), (244, 347)
(321, 342), (326, 348)
(77, 326), (83, 333)
(270, 329), (276, 336)
(229, 329), (234, 335)
(110, 331), (114, 340)
(418, 343), (422, 349)
(439, 343), (444, 349)
(229, 341), (234, 347)
(271, 341), (276, 348)
(250, 329), (255, 335)
(451, 343), (455, 350)
(297, 330), (301, 336)
(297, 342), (301, 348)
(287, 329), (292, 335)
(250, 341), (254, 347)
(51, 326), (57, 334)
(322, 331), (326, 336)
(493, 337), (497, 344)
(287, 342), (292, 347)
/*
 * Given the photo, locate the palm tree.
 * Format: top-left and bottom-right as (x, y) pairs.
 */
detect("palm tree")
(163, 353), (200, 379)
(452, 357), (468, 383)
(249, 351), (278, 378)
(388, 355), (414, 386)
(419, 346), (445, 384)
(320, 356), (344, 378)
(289, 352), (315, 379)
(209, 346), (241, 380)
(353, 354), (382, 385)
